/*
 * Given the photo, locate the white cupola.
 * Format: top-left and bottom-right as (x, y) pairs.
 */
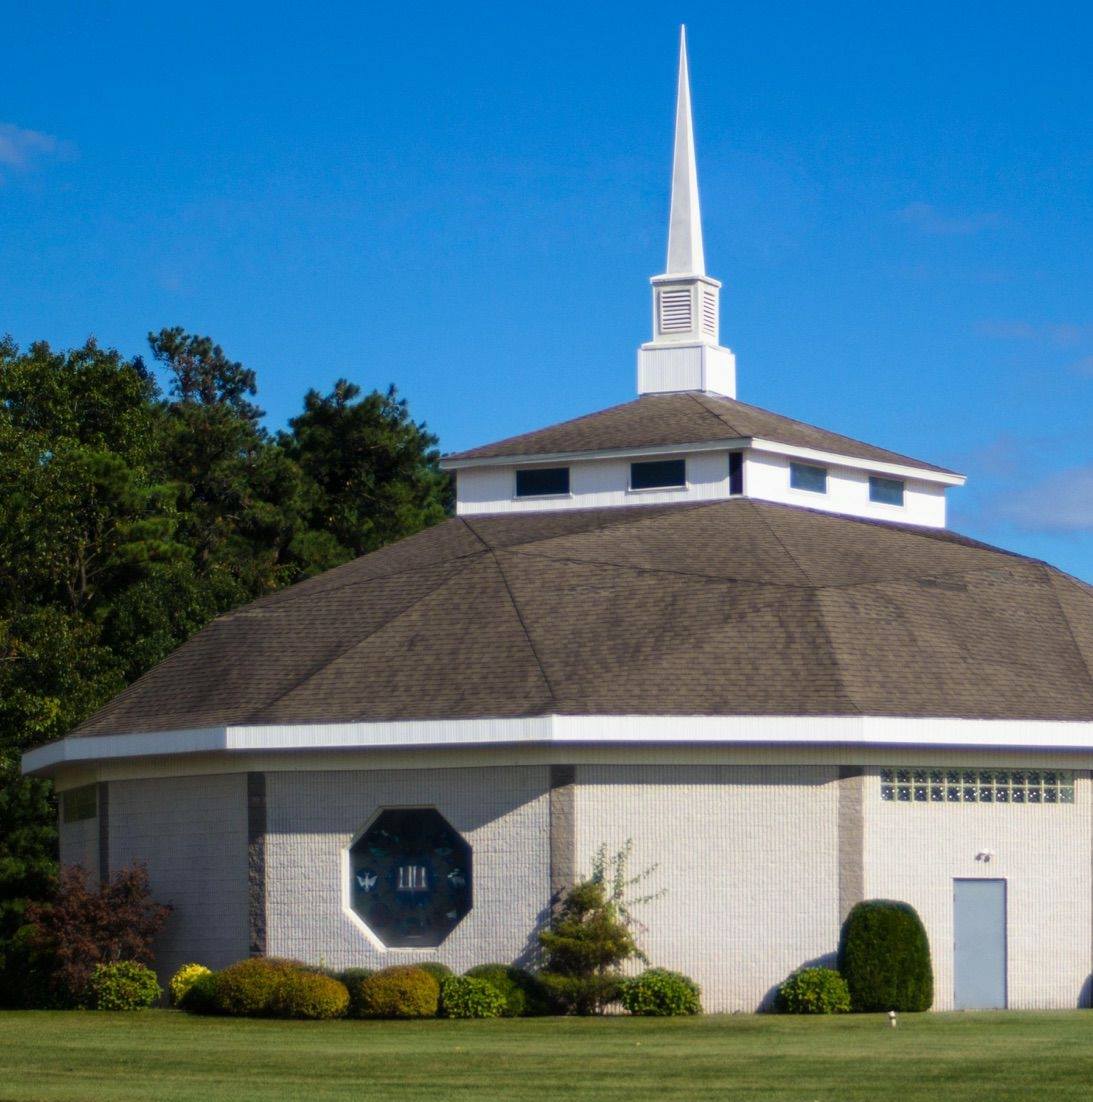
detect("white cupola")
(638, 26), (737, 398)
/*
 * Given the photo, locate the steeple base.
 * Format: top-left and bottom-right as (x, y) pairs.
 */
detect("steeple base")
(637, 342), (736, 398)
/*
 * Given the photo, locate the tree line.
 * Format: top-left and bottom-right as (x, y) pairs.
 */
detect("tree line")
(0, 328), (451, 988)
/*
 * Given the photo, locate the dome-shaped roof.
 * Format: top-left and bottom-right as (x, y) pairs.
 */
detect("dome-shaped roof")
(74, 500), (1093, 738)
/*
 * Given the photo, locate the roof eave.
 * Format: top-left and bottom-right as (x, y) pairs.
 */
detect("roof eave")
(24, 714), (1093, 778)
(442, 436), (965, 484)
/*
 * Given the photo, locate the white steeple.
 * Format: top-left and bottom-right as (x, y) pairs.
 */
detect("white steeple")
(638, 26), (736, 399)
(666, 26), (705, 277)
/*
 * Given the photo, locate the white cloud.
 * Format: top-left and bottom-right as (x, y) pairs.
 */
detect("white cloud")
(997, 467), (1093, 532)
(898, 202), (1000, 237)
(0, 122), (69, 173)
(974, 320), (1092, 349)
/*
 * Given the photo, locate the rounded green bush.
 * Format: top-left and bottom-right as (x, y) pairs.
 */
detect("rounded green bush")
(87, 961), (162, 1011)
(416, 962), (453, 984)
(179, 970), (220, 1015)
(335, 968), (375, 1017)
(439, 975), (505, 1019)
(838, 900), (934, 1012)
(619, 969), (701, 1017)
(777, 967), (851, 1014)
(464, 964), (549, 1017)
(353, 965), (440, 1019)
(212, 958), (300, 1017)
(271, 971), (349, 1020)
(169, 963), (211, 1007)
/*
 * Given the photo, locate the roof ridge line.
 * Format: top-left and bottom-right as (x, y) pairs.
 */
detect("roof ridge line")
(1042, 565), (1093, 686)
(485, 548), (560, 708)
(239, 562), (480, 723)
(809, 587), (866, 717)
(693, 392), (958, 476)
(685, 390), (745, 436)
(457, 516), (492, 551)
(445, 396), (646, 460)
(747, 502), (863, 713)
(747, 499), (816, 587)
(232, 552), (488, 616)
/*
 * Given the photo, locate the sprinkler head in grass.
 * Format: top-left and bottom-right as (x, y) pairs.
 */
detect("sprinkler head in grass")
(888, 1010), (897, 1028)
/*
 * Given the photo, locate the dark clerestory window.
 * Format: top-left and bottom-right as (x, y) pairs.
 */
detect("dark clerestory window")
(630, 458), (686, 490)
(515, 467), (570, 497)
(869, 475), (905, 506)
(728, 451), (744, 495)
(61, 784), (97, 823)
(790, 462), (827, 494)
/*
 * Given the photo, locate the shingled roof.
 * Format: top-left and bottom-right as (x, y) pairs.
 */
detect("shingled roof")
(443, 392), (959, 476)
(73, 500), (1093, 737)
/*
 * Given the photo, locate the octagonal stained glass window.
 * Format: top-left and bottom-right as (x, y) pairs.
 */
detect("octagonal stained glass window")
(349, 808), (472, 947)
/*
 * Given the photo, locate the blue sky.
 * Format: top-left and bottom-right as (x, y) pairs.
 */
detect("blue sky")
(2, 1), (1090, 581)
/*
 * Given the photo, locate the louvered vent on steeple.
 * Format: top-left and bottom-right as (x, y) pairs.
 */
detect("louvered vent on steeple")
(658, 288), (693, 334)
(700, 286), (717, 339)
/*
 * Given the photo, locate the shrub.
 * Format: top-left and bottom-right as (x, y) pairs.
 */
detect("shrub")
(416, 962), (453, 983)
(179, 970), (220, 1015)
(838, 900), (934, 1012)
(620, 969), (701, 1016)
(777, 967), (851, 1014)
(464, 964), (550, 1017)
(271, 971), (349, 1020)
(538, 879), (638, 1015)
(86, 961), (162, 1010)
(169, 963), (211, 1007)
(212, 957), (299, 1017)
(336, 968), (375, 1017)
(439, 975), (505, 1019)
(22, 863), (171, 1006)
(353, 965), (439, 1019)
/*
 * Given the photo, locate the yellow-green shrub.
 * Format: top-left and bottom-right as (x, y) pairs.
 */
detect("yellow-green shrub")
(353, 965), (439, 1019)
(212, 958), (299, 1017)
(169, 963), (211, 1007)
(270, 971), (348, 1020)
(439, 975), (505, 1019)
(180, 970), (220, 1015)
(86, 961), (162, 1010)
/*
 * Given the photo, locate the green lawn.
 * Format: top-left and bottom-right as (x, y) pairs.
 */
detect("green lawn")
(1, 1009), (1091, 1101)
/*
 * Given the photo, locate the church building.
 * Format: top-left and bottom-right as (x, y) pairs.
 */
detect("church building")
(24, 30), (1093, 1012)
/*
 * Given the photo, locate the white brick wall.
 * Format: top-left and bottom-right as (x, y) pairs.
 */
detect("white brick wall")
(58, 813), (98, 875)
(84, 751), (1093, 1012)
(864, 767), (1092, 1010)
(108, 774), (249, 977)
(265, 766), (550, 971)
(574, 764), (841, 1012)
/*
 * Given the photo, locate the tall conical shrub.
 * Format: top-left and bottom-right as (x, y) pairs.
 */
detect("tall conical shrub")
(837, 900), (933, 1012)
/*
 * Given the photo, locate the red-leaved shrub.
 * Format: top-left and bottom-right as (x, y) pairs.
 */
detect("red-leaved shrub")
(24, 863), (171, 1006)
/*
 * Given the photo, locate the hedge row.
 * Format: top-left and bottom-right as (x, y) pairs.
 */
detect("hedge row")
(73, 897), (928, 1019)
(172, 960), (703, 1019)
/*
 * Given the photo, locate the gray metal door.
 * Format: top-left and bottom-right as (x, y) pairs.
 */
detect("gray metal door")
(953, 878), (1007, 1009)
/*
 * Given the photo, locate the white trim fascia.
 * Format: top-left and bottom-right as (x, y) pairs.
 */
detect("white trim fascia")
(440, 439), (745, 471)
(748, 438), (965, 486)
(440, 438), (963, 485)
(22, 715), (1093, 775)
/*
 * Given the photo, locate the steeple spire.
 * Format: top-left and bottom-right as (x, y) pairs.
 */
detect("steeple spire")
(666, 26), (705, 276)
(637, 26), (736, 399)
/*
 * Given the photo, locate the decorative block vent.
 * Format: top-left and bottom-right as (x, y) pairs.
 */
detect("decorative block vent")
(700, 287), (717, 338)
(880, 768), (1075, 805)
(658, 288), (693, 333)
